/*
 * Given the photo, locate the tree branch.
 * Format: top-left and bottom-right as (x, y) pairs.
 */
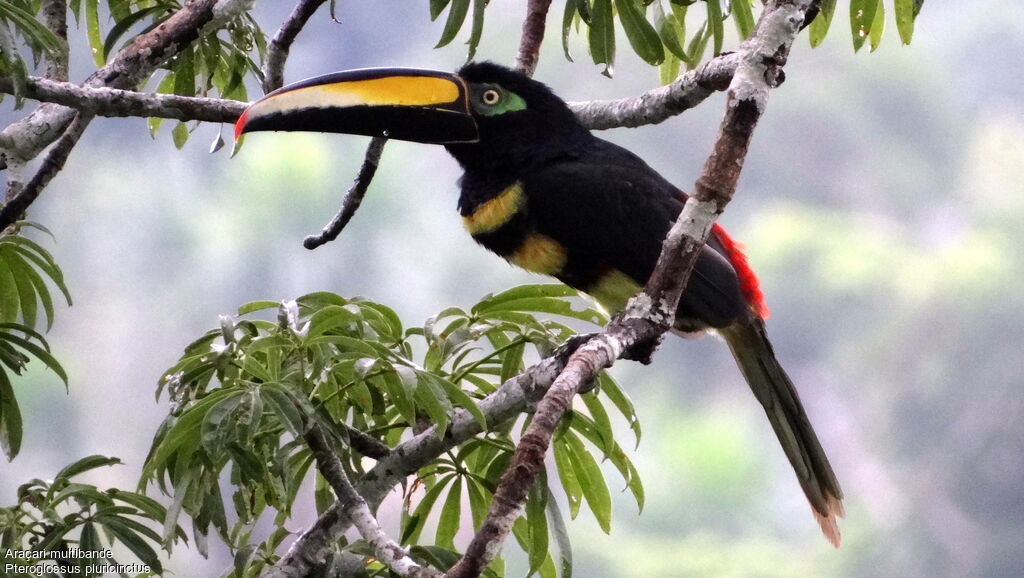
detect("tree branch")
(0, 112), (93, 231)
(303, 136), (386, 250)
(0, 0), (246, 223)
(567, 51), (741, 129)
(41, 0), (68, 82)
(0, 76), (245, 123)
(447, 2), (814, 576)
(513, 0), (553, 77)
(304, 425), (442, 578)
(262, 338), (586, 578)
(263, 0), (328, 93)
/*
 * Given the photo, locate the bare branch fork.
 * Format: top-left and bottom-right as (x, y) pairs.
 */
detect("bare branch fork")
(0, 0), (249, 231)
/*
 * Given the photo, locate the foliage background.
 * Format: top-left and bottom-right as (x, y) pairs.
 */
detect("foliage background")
(2, 1), (1022, 576)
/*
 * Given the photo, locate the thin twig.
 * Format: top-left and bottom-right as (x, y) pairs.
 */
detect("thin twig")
(513, 0), (553, 77)
(262, 0), (328, 93)
(446, 2), (815, 576)
(304, 425), (442, 577)
(0, 112), (93, 231)
(303, 136), (386, 249)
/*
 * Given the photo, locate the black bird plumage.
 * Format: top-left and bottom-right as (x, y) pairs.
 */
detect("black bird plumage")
(236, 61), (845, 545)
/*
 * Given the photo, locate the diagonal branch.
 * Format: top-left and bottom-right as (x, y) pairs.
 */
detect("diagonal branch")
(304, 425), (442, 577)
(513, 0), (553, 76)
(446, 2), (815, 576)
(262, 338), (586, 578)
(262, 0), (328, 93)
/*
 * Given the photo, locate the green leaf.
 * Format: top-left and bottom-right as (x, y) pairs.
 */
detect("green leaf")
(466, 477), (490, 529)
(415, 372), (452, 435)
(238, 300), (280, 315)
(567, 412), (645, 511)
(597, 372), (641, 446)
(435, 477), (462, 549)
(894, 0), (916, 44)
(705, 0), (724, 56)
(526, 479), (549, 576)
(0, 371), (23, 460)
(79, 522), (102, 553)
(401, 474), (454, 545)
(553, 436), (583, 518)
(653, 1), (687, 60)
(102, 6), (165, 59)
(436, 0), (470, 48)
(660, 52), (681, 85)
(200, 391), (244, 455)
(467, 0), (486, 61)
(262, 383), (308, 436)
(98, 515), (162, 571)
(0, 327), (68, 386)
(545, 490), (573, 578)
(580, 394), (614, 455)
(732, 0), (755, 40)
(562, 0), (581, 61)
(172, 121), (189, 149)
(808, 0), (836, 48)
(8, 254), (55, 330)
(0, 255), (19, 324)
(850, 0), (879, 52)
(564, 431), (612, 533)
(430, 0), (452, 20)
(868, 0), (884, 52)
(589, 0), (616, 77)
(615, 0), (664, 65)
(55, 455), (121, 481)
(85, 0), (103, 66)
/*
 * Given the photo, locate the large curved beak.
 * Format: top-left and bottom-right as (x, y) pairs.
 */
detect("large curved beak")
(234, 68), (479, 146)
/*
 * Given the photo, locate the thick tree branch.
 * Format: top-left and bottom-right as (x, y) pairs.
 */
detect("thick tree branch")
(305, 425), (442, 577)
(263, 0), (327, 93)
(513, 0), (553, 76)
(303, 136), (386, 250)
(567, 51), (742, 129)
(447, 2), (814, 576)
(0, 76), (245, 123)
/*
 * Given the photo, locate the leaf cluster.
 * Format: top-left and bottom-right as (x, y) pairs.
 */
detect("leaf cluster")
(142, 285), (643, 577)
(0, 224), (71, 461)
(0, 455), (181, 577)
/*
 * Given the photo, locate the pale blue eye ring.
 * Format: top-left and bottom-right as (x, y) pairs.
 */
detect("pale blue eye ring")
(482, 89), (501, 105)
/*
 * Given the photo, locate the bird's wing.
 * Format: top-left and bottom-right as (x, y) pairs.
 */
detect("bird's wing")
(522, 138), (746, 328)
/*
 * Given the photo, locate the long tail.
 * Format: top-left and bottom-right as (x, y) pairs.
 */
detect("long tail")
(720, 318), (845, 547)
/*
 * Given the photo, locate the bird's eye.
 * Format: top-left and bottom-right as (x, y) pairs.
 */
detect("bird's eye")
(481, 89), (502, 105)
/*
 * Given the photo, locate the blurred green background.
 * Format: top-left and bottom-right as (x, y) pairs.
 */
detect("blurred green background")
(2, 2), (1022, 576)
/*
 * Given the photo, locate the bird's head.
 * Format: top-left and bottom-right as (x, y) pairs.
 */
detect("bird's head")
(234, 62), (591, 174)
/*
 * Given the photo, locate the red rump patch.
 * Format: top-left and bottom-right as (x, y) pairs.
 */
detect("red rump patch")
(711, 223), (769, 319)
